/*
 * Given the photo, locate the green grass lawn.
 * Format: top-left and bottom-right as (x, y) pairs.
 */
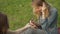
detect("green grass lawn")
(0, 0), (60, 30)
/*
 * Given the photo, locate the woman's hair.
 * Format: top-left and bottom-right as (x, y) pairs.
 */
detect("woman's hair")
(0, 13), (9, 34)
(32, 0), (50, 18)
(32, 0), (45, 6)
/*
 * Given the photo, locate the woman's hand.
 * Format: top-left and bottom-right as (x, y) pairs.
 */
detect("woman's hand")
(24, 19), (38, 30)
(29, 20), (38, 29)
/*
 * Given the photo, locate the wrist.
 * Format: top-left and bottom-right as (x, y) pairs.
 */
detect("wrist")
(24, 24), (31, 29)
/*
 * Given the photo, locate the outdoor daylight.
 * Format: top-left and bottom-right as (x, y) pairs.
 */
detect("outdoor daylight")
(0, 0), (60, 34)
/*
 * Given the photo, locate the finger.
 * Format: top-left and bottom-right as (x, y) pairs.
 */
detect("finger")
(30, 23), (38, 28)
(29, 22), (35, 26)
(31, 25), (38, 29)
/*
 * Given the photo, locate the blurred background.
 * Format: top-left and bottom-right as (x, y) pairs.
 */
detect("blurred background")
(0, 0), (60, 30)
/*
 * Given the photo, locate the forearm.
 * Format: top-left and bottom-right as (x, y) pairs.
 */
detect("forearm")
(15, 26), (30, 34)
(7, 29), (16, 34)
(7, 27), (29, 34)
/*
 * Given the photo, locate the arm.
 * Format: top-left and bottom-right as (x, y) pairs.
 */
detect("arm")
(41, 8), (58, 30)
(7, 27), (28, 34)
(7, 23), (31, 34)
(47, 9), (58, 27)
(15, 23), (31, 34)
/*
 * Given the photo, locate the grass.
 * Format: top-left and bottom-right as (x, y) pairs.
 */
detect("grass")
(0, 0), (60, 30)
